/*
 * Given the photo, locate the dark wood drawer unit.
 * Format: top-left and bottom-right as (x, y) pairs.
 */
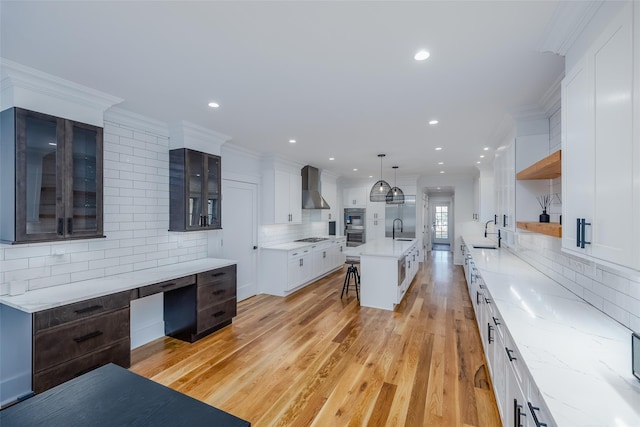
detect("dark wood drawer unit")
(32, 292), (131, 393)
(33, 340), (130, 393)
(165, 265), (237, 343)
(197, 298), (237, 334)
(139, 275), (195, 298)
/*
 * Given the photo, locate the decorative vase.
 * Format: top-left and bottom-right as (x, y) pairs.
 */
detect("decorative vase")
(539, 210), (550, 223)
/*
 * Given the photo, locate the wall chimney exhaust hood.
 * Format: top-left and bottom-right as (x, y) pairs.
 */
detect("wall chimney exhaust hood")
(301, 165), (330, 209)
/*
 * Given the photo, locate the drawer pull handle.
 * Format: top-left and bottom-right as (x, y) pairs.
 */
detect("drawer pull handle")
(74, 305), (103, 315)
(213, 310), (225, 317)
(212, 290), (225, 295)
(161, 283), (176, 288)
(527, 402), (547, 427)
(492, 316), (501, 326)
(505, 347), (517, 362)
(73, 330), (103, 343)
(212, 272), (225, 277)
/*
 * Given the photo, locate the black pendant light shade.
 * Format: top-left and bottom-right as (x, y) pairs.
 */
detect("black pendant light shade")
(369, 154), (392, 202)
(386, 166), (405, 204)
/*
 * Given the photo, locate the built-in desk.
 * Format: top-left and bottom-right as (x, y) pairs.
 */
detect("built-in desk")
(0, 258), (237, 407)
(0, 363), (250, 426)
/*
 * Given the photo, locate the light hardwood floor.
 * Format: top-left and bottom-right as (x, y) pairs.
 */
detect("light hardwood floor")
(130, 250), (501, 426)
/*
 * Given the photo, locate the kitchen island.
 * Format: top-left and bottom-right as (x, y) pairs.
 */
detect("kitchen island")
(344, 238), (420, 311)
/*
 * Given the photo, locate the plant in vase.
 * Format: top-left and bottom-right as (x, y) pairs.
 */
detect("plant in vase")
(537, 194), (550, 223)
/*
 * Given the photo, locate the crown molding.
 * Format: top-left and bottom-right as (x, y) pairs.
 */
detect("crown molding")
(221, 141), (262, 161)
(104, 107), (170, 137)
(0, 58), (122, 127)
(539, 72), (563, 116)
(509, 104), (549, 122)
(538, 1), (604, 55)
(170, 121), (231, 155)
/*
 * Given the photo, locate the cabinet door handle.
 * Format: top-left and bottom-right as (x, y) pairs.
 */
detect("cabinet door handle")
(484, 297), (491, 304)
(505, 347), (517, 362)
(323, 251), (326, 258)
(213, 310), (226, 317)
(527, 402), (547, 427)
(487, 324), (494, 344)
(515, 399), (526, 427)
(73, 330), (103, 343)
(212, 290), (225, 295)
(492, 316), (501, 326)
(74, 304), (103, 315)
(580, 219), (591, 248)
(576, 218), (581, 247)
(503, 214), (507, 227)
(494, 214), (498, 224)
(67, 218), (73, 235)
(57, 218), (64, 236)
(476, 290), (481, 305)
(299, 258), (303, 267)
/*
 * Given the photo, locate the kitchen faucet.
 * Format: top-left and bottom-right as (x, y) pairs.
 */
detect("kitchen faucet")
(484, 219), (502, 248)
(393, 218), (403, 240)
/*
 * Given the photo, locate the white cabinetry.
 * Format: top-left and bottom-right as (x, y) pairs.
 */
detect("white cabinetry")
(343, 187), (368, 207)
(286, 248), (312, 291)
(494, 142), (515, 231)
(473, 167), (495, 223)
(562, 2), (639, 269)
(366, 198), (386, 241)
(262, 165), (302, 225)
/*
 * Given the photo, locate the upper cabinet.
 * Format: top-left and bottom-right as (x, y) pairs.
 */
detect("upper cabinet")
(169, 148), (221, 231)
(262, 162), (302, 225)
(562, 1), (639, 269)
(343, 186), (367, 208)
(0, 107), (104, 243)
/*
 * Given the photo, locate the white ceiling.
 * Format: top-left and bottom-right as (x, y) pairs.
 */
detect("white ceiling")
(0, 1), (564, 179)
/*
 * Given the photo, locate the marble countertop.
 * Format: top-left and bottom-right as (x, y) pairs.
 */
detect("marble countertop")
(463, 234), (640, 427)
(262, 236), (346, 251)
(344, 237), (417, 259)
(0, 258), (236, 313)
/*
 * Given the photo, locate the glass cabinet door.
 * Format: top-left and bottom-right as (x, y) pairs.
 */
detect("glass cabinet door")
(187, 150), (204, 229)
(16, 110), (65, 241)
(66, 121), (103, 237)
(205, 155), (221, 228)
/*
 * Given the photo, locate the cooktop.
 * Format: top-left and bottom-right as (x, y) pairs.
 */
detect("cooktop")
(294, 237), (329, 243)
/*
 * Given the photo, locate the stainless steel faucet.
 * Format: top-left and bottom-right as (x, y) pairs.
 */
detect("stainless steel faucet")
(393, 218), (403, 240)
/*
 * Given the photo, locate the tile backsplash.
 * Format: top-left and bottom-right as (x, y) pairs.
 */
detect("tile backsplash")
(0, 119), (211, 295)
(260, 211), (332, 247)
(512, 231), (640, 332)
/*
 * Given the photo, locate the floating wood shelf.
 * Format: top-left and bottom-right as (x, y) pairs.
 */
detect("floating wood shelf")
(516, 222), (562, 238)
(516, 150), (561, 180)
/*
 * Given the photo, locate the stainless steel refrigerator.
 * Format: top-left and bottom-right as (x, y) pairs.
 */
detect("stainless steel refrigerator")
(385, 195), (416, 238)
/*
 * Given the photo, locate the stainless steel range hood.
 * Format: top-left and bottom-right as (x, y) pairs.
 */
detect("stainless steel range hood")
(301, 165), (330, 209)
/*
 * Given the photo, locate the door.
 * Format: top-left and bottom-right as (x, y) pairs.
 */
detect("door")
(221, 180), (258, 301)
(432, 202), (450, 246)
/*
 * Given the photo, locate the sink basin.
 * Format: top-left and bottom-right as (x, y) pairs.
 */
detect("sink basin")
(472, 244), (497, 249)
(395, 238), (413, 241)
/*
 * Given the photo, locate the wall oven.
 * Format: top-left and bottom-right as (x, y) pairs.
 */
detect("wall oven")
(345, 208), (366, 247)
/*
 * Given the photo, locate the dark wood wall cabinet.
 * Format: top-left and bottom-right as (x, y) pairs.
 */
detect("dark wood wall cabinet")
(169, 148), (221, 231)
(29, 264), (237, 394)
(0, 107), (104, 244)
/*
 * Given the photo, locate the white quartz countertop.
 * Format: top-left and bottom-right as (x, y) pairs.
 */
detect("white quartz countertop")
(263, 236), (346, 251)
(344, 237), (416, 259)
(463, 234), (640, 427)
(0, 258), (236, 313)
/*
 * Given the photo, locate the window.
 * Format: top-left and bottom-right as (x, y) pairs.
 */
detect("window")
(435, 205), (449, 239)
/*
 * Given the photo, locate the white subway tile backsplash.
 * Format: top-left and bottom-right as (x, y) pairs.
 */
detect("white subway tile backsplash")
(0, 258), (29, 272)
(51, 261), (89, 276)
(583, 289), (604, 311)
(71, 269), (105, 282)
(105, 264), (133, 276)
(134, 260), (157, 270)
(601, 271), (630, 295)
(30, 274), (71, 290)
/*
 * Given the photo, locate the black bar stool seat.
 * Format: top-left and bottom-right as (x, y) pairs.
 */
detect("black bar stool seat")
(341, 257), (360, 301)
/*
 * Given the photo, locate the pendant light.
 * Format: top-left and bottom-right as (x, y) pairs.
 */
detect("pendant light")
(386, 166), (405, 204)
(369, 154), (392, 202)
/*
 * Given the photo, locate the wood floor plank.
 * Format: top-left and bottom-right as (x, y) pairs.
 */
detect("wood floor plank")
(130, 251), (502, 427)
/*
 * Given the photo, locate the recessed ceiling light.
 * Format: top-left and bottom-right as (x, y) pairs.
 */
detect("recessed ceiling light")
(429, 120), (439, 125)
(437, 161), (444, 165)
(477, 161), (481, 164)
(289, 139), (296, 144)
(368, 175), (373, 178)
(414, 50), (430, 61)
(353, 168), (358, 172)
(440, 170), (445, 174)
(437, 187), (441, 190)
(484, 147), (490, 151)
(207, 102), (219, 108)
(329, 157), (335, 161)
(435, 147), (442, 151)
(480, 155), (485, 158)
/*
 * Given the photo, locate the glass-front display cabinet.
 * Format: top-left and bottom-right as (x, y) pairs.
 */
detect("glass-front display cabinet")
(169, 148), (221, 231)
(0, 107), (103, 243)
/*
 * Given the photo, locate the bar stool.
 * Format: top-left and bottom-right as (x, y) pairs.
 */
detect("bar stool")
(341, 257), (360, 301)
